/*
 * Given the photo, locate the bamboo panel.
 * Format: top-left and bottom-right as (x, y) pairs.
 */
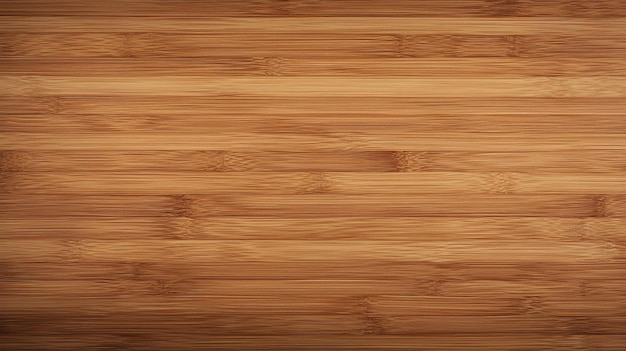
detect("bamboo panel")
(2, 1), (626, 349)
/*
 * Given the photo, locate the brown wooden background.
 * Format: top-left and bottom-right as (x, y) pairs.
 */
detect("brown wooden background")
(1, 1), (626, 350)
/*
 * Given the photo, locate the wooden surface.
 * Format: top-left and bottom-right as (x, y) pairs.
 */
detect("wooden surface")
(1, 1), (626, 350)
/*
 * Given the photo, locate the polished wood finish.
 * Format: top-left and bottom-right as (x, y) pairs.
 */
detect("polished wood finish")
(1, 1), (626, 350)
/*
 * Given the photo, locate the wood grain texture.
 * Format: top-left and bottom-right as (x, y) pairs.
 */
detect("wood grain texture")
(1, 1), (626, 350)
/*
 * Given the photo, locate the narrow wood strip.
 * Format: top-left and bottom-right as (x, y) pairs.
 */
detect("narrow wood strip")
(3, 279), (626, 303)
(4, 113), (626, 134)
(3, 58), (626, 77)
(384, 315), (626, 335)
(0, 311), (367, 336)
(2, 17), (626, 35)
(0, 310), (623, 335)
(0, 33), (395, 59)
(3, 33), (626, 58)
(440, 279), (626, 298)
(373, 295), (626, 317)
(0, 195), (174, 218)
(2, 217), (624, 242)
(3, 172), (626, 195)
(4, 261), (624, 281)
(0, 151), (397, 172)
(3, 293), (624, 318)
(0, 294), (391, 316)
(3, 76), (626, 97)
(0, 239), (620, 264)
(1, 194), (620, 218)
(2, 172), (315, 195)
(2, 150), (625, 173)
(0, 280), (417, 298)
(1, 133), (625, 151)
(327, 172), (626, 195)
(2, 335), (625, 351)
(2, 0), (626, 17)
(5, 96), (626, 116)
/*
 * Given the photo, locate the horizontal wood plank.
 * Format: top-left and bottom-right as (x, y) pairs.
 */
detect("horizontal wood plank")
(2, 133), (626, 151)
(2, 335), (626, 351)
(2, 33), (625, 58)
(4, 261), (625, 281)
(3, 171), (626, 195)
(5, 96), (626, 116)
(3, 58), (626, 77)
(2, 194), (624, 218)
(2, 17), (626, 35)
(2, 216), (624, 241)
(0, 239), (621, 264)
(2, 0), (626, 17)
(3, 76), (626, 97)
(1, 150), (626, 173)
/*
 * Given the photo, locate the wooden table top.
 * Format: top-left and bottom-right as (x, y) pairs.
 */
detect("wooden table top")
(1, 1), (626, 350)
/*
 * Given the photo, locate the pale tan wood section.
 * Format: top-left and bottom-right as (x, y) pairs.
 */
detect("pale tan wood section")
(4, 96), (626, 116)
(3, 171), (626, 195)
(2, 133), (626, 151)
(3, 76), (626, 97)
(0, 239), (621, 264)
(2, 217), (625, 242)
